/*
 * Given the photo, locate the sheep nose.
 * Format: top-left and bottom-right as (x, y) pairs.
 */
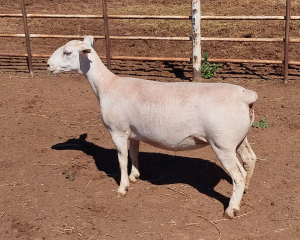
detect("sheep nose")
(47, 64), (54, 73)
(47, 64), (52, 71)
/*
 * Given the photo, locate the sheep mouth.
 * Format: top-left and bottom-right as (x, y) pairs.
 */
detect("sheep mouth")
(47, 68), (60, 75)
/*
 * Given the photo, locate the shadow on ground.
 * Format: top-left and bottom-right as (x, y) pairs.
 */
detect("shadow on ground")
(52, 133), (232, 210)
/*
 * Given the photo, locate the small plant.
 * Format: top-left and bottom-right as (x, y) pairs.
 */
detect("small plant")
(201, 52), (221, 79)
(252, 117), (269, 129)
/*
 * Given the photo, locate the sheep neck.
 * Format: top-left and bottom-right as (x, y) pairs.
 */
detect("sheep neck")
(83, 50), (116, 101)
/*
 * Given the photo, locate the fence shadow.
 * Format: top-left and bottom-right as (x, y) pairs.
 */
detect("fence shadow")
(52, 133), (232, 209)
(163, 61), (192, 81)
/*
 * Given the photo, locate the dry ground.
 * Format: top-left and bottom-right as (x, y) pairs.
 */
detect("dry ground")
(1, 65), (300, 240)
(1, 0), (300, 239)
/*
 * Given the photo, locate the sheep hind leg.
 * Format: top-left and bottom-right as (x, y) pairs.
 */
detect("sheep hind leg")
(237, 136), (257, 192)
(213, 147), (247, 219)
(111, 133), (130, 195)
(129, 139), (140, 183)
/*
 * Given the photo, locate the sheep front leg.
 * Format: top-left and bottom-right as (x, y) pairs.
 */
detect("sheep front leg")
(129, 139), (140, 182)
(111, 133), (129, 195)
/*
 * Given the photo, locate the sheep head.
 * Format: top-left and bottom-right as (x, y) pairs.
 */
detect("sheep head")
(47, 36), (94, 75)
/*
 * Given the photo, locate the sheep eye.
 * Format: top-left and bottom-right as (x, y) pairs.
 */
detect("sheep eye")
(64, 51), (72, 56)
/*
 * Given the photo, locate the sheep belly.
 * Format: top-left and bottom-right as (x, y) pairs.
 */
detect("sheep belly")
(129, 130), (209, 151)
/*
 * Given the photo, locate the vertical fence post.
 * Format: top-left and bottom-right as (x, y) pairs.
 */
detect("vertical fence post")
(21, 0), (33, 76)
(284, 0), (291, 84)
(192, 0), (201, 81)
(102, 0), (111, 70)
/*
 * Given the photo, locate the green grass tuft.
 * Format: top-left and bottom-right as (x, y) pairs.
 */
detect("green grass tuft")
(252, 117), (269, 129)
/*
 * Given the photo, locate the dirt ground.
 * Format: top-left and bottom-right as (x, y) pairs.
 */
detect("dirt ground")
(1, 0), (300, 239)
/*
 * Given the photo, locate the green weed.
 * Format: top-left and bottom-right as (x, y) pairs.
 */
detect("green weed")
(252, 117), (269, 129)
(201, 52), (221, 79)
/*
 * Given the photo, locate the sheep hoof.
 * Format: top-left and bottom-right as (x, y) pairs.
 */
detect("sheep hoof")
(117, 187), (127, 196)
(224, 207), (239, 219)
(129, 175), (139, 183)
(244, 184), (250, 193)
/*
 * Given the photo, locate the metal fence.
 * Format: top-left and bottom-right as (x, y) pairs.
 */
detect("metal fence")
(0, 0), (299, 82)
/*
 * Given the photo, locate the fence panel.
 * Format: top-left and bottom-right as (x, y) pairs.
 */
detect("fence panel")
(0, 0), (299, 82)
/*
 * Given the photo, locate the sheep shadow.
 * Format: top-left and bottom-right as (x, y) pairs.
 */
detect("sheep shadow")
(52, 133), (232, 209)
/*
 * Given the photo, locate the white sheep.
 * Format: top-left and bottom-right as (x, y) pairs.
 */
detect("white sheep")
(47, 36), (258, 219)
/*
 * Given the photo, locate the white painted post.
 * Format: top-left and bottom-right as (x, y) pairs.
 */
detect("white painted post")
(284, 0), (291, 84)
(192, 0), (201, 81)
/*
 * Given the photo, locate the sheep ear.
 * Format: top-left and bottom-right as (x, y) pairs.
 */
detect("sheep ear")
(78, 42), (92, 55)
(83, 35), (94, 48)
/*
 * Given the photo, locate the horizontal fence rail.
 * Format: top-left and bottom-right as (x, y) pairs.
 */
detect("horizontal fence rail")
(2, 34), (300, 43)
(0, 0), (298, 82)
(0, 13), (190, 19)
(2, 13), (300, 20)
(0, 52), (298, 65)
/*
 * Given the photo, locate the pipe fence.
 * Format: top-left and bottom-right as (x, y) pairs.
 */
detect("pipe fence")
(0, 0), (299, 82)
